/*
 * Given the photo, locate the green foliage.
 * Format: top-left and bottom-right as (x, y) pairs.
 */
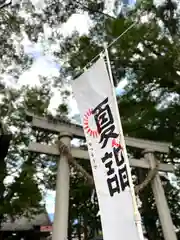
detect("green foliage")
(0, 78), (64, 224)
(0, 83), (47, 223)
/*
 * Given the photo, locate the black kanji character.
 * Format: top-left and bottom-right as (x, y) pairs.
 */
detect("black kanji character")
(92, 98), (113, 132)
(101, 152), (114, 176)
(101, 152), (112, 163)
(118, 166), (130, 191)
(107, 174), (120, 197)
(99, 125), (118, 148)
(92, 98), (118, 148)
(113, 147), (124, 167)
(105, 160), (114, 176)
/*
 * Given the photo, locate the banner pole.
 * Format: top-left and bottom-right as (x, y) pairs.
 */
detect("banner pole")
(103, 45), (144, 240)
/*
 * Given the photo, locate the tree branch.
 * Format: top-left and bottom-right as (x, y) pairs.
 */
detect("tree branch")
(0, 0), (12, 10)
(73, 0), (115, 20)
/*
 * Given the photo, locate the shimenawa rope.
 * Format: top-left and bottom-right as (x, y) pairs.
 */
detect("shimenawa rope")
(57, 140), (159, 194)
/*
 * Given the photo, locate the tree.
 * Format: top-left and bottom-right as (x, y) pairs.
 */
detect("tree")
(0, 77), (60, 224)
(0, 2), (33, 85)
(68, 172), (100, 240)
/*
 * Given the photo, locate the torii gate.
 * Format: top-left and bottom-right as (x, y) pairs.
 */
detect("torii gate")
(26, 112), (177, 240)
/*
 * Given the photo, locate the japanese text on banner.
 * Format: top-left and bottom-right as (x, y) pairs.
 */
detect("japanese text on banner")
(90, 96), (130, 197)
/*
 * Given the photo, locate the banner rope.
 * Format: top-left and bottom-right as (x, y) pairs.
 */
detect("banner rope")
(134, 160), (159, 194)
(82, 21), (137, 71)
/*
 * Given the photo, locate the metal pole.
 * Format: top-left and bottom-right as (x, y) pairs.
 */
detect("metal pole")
(52, 132), (72, 240)
(144, 151), (177, 240)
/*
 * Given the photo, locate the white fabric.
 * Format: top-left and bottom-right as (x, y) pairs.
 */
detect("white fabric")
(72, 58), (140, 240)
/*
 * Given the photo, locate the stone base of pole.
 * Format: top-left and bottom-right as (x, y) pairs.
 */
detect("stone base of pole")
(52, 132), (72, 240)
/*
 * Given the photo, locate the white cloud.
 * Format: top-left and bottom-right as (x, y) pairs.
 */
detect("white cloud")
(19, 69), (41, 87)
(21, 34), (42, 57)
(32, 56), (60, 76)
(48, 89), (62, 114)
(11, 0), (20, 5)
(30, 0), (46, 11)
(153, 0), (166, 7)
(45, 190), (55, 213)
(69, 95), (79, 117)
(19, 34), (60, 87)
(61, 12), (93, 37)
(43, 23), (53, 40)
(104, 0), (116, 17)
(117, 78), (128, 90)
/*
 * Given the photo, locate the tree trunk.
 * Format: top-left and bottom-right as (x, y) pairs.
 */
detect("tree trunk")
(68, 219), (72, 240)
(0, 152), (7, 228)
(77, 216), (81, 240)
(83, 215), (88, 240)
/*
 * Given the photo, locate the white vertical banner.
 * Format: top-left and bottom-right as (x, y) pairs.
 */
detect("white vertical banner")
(72, 57), (140, 240)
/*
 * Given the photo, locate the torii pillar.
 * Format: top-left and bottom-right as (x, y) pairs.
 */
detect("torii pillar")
(143, 151), (177, 240)
(52, 132), (72, 240)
